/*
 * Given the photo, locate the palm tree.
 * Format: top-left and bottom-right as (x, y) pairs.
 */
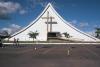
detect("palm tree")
(27, 30), (39, 42)
(62, 32), (70, 42)
(62, 32), (70, 38)
(95, 28), (100, 38)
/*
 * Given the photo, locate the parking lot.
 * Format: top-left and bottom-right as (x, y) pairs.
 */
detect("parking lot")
(0, 44), (100, 67)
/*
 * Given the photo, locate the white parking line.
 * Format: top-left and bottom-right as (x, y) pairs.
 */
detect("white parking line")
(18, 49), (33, 53)
(84, 47), (99, 56)
(42, 47), (55, 54)
(17, 47), (41, 53)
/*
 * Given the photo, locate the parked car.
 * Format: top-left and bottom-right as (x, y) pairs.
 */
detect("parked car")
(0, 38), (2, 46)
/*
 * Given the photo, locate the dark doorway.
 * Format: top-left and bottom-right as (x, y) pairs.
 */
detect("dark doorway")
(48, 33), (57, 37)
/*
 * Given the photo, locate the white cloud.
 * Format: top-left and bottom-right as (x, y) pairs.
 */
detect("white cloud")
(79, 23), (88, 27)
(72, 4), (77, 6)
(19, 10), (27, 14)
(10, 24), (21, 29)
(94, 25), (97, 27)
(40, 2), (48, 7)
(40, 1), (60, 9)
(1, 24), (23, 34)
(29, 0), (60, 8)
(85, 30), (96, 37)
(1, 28), (12, 34)
(69, 20), (77, 24)
(50, 1), (60, 9)
(31, 4), (35, 8)
(0, 2), (21, 13)
(0, 1), (21, 20)
(33, 0), (39, 5)
(96, 21), (99, 23)
(29, 10), (32, 12)
(26, 7), (29, 9)
(91, 22), (95, 24)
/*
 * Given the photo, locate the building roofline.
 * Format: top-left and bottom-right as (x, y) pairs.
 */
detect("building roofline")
(11, 3), (99, 41)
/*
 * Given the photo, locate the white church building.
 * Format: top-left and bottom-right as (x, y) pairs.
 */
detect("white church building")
(8, 3), (99, 42)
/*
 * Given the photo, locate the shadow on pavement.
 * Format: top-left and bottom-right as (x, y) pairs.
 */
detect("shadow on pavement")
(96, 46), (100, 48)
(42, 46), (52, 48)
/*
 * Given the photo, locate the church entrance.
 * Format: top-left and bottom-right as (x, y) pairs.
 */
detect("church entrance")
(48, 32), (57, 37)
(47, 32), (62, 41)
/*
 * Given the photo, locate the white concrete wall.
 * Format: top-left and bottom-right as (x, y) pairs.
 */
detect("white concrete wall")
(9, 3), (99, 41)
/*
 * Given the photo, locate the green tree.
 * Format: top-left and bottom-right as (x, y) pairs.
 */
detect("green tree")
(27, 30), (39, 42)
(62, 32), (70, 38)
(3, 30), (8, 35)
(0, 30), (11, 41)
(95, 28), (100, 38)
(62, 32), (73, 42)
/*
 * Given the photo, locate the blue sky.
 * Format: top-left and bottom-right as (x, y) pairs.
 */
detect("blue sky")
(0, 0), (100, 36)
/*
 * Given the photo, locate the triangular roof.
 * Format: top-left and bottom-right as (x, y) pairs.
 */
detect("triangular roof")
(11, 3), (99, 41)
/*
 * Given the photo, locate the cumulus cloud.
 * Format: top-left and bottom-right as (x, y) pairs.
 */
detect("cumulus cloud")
(94, 25), (97, 27)
(31, 5), (35, 8)
(29, 10), (33, 12)
(96, 21), (99, 23)
(0, 2), (21, 13)
(40, 1), (60, 8)
(1, 28), (12, 34)
(29, 0), (60, 8)
(79, 23), (88, 27)
(0, 1), (21, 20)
(91, 22), (95, 24)
(69, 20), (77, 24)
(29, 0), (41, 7)
(40, 1), (48, 7)
(19, 10), (27, 14)
(33, 0), (40, 5)
(72, 4), (77, 6)
(85, 30), (96, 37)
(26, 7), (29, 9)
(50, 1), (60, 9)
(1, 24), (23, 34)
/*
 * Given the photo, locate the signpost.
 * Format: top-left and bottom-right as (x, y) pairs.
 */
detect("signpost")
(66, 47), (72, 55)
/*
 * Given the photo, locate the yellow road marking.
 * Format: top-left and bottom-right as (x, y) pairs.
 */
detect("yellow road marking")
(84, 47), (99, 56)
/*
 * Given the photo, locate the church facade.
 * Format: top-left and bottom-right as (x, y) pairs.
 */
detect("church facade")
(9, 3), (99, 41)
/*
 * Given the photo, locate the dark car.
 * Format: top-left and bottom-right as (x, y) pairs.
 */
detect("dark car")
(0, 39), (2, 47)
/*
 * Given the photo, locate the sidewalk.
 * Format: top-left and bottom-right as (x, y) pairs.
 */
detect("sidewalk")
(3, 43), (100, 45)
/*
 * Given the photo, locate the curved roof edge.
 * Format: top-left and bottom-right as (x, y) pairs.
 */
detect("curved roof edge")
(11, 3), (51, 37)
(11, 3), (99, 41)
(48, 3), (99, 41)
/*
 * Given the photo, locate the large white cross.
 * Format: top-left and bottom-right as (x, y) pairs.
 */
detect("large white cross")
(42, 11), (54, 32)
(45, 16), (57, 32)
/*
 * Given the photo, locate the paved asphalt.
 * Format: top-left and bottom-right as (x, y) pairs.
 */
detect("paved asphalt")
(0, 44), (100, 67)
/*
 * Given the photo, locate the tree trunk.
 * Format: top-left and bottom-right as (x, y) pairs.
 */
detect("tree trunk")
(33, 38), (34, 43)
(8, 38), (9, 41)
(97, 33), (99, 38)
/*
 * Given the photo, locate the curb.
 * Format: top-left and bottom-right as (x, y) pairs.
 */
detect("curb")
(3, 43), (100, 45)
